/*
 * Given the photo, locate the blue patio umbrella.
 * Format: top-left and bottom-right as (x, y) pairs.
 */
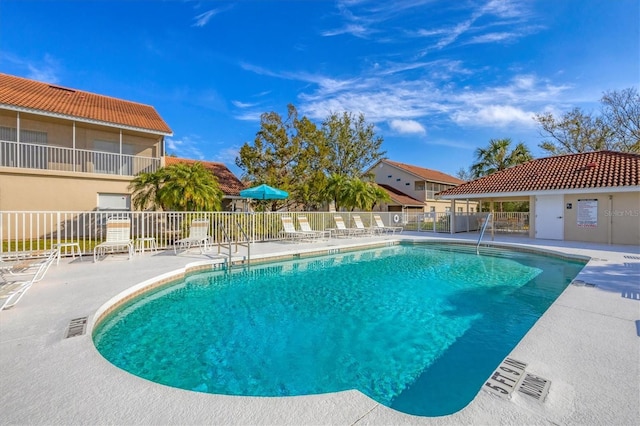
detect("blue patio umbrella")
(239, 184), (289, 200)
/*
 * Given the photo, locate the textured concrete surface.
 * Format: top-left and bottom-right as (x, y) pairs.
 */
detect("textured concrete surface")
(1, 232), (639, 425)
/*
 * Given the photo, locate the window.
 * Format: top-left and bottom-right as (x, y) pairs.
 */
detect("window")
(457, 207), (463, 213)
(415, 181), (425, 191)
(0, 126), (48, 169)
(93, 141), (135, 175)
(445, 207), (451, 213)
(430, 206), (436, 212)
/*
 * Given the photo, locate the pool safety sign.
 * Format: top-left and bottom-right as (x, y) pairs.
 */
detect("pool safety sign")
(483, 357), (551, 402)
(577, 199), (598, 228)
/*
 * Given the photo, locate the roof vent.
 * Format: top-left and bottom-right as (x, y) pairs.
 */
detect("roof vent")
(48, 85), (76, 93)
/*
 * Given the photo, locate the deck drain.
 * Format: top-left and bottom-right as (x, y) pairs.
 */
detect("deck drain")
(65, 317), (88, 338)
(517, 373), (551, 402)
(571, 279), (596, 287)
(624, 255), (640, 260)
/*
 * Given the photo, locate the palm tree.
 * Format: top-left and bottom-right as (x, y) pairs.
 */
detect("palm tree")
(129, 169), (169, 210)
(129, 163), (223, 212)
(471, 138), (532, 178)
(160, 163), (223, 211)
(323, 173), (349, 211)
(471, 138), (533, 212)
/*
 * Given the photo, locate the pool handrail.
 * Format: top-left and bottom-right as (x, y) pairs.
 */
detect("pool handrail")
(476, 213), (493, 255)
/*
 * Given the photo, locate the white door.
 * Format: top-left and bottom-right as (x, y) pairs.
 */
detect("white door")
(535, 195), (564, 240)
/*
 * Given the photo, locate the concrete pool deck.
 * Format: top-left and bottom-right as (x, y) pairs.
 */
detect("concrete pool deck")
(1, 232), (639, 425)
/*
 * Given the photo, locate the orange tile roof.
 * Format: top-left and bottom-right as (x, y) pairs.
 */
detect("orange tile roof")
(383, 159), (466, 184)
(438, 151), (640, 198)
(378, 184), (424, 206)
(0, 73), (172, 135)
(164, 157), (246, 196)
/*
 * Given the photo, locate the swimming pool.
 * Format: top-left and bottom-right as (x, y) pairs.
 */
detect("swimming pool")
(93, 243), (586, 417)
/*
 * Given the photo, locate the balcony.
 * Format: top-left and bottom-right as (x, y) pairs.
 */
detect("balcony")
(0, 140), (160, 176)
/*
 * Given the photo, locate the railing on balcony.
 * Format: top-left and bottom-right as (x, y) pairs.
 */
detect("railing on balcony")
(0, 140), (160, 176)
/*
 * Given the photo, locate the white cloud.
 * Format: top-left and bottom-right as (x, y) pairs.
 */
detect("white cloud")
(234, 111), (263, 122)
(389, 119), (426, 134)
(231, 100), (258, 108)
(468, 32), (516, 44)
(166, 136), (205, 159)
(212, 145), (241, 165)
(452, 105), (535, 127)
(192, 5), (233, 28)
(193, 10), (218, 27)
(322, 24), (371, 38)
(27, 64), (59, 85)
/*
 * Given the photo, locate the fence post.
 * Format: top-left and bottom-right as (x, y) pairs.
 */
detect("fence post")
(57, 211), (61, 247)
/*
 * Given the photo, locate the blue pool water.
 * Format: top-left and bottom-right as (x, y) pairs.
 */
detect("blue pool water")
(93, 244), (585, 416)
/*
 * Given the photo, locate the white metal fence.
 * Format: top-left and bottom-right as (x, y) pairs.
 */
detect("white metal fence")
(0, 210), (529, 257)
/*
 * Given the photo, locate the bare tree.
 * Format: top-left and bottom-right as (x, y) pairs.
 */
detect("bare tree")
(601, 87), (640, 153)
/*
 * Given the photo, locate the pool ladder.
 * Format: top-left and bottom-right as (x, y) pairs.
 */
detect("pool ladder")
(476, 213), (493, 255)
(218, 221), (251, 270)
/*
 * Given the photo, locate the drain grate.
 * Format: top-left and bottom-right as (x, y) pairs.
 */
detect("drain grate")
(571, 279), (596, 287)
(517, 373), (551, 402)
(624, 255), (640, 260)
(65, 317), (88, 338)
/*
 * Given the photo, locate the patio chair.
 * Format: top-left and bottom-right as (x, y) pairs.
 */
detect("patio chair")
(93, 218), (134, 262)
(373, 214), (403, 235)
(280, 216), (318, 241)
(174, 219), (211, 254)
(328, 215), (361, 238)
(352, 215), (377, 236)
(297, 216), (330, 240)
(1, 248), (58, 310)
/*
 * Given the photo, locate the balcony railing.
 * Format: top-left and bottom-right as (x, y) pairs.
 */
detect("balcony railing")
(0, 140), (160, 176)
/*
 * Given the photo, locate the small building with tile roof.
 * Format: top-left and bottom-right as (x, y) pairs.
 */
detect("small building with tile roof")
(437, 151), (639, 245)
(367, 159), (477, 218)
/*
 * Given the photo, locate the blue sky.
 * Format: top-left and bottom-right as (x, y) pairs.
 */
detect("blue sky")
(1, 0), (638, 178)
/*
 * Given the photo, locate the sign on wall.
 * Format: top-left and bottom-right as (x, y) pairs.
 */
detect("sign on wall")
(577, 199), (598, 228)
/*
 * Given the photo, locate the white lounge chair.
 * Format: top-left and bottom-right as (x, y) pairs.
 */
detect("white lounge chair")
(94, 218), (134, 262)
(297, 216), (330, 240)
(352, 215), (377, 236)
(328, 215), (362, 237)
(174, 219), (210, 254)
(280, 216), (318, 241)
(373, 214), (403, 234)
(1, 249), (58, 310)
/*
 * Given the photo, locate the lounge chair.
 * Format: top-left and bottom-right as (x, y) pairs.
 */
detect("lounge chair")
(174, 219), (210, 254)
(373, 214), (403, 234)
(352, 215), (377, 236)
(1, 249), (58, 310)
(297, 216), (330, 240)
(94, 218), (134, 262)
(328, 215), (363, 237)
(280, 216), (318, 241)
